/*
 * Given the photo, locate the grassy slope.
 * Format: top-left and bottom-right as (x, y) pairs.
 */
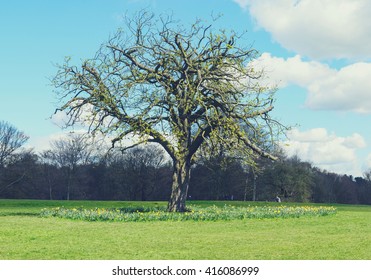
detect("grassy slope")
(0, 199), (370, 260)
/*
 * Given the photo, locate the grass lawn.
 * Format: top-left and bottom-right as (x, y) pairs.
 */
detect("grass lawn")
(0, 199), (370, 260)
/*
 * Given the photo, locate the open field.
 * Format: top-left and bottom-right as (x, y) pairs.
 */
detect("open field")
(0, 199), (370, 260)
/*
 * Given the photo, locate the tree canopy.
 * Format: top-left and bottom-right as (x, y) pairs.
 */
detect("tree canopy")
(52, 11), (285, 211)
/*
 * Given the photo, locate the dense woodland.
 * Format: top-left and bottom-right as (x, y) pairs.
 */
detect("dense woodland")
(1, 128), (371, 205)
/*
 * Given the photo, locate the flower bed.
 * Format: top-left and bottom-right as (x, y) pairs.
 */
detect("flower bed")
(40, 204), (337, 222)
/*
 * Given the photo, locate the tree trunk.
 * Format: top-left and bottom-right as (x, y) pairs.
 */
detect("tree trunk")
(66, 168), (73, 201)
(252, 170), (257, 201)
(244, 176), (248, 201)
(167, 158), (191, 212)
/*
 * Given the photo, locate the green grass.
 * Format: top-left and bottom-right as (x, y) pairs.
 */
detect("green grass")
(0, 199), (370, 259)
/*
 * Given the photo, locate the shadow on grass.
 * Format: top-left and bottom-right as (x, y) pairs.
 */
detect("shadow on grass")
(0, 212), (39, 217)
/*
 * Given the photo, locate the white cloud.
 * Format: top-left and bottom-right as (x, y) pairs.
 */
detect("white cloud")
(26, 130), (91, 153)
(240, 0), (371, 60)
(252, 53), (371, 113)
(51, 110), (69, 128)
(365, 154), (371, 171)
(283, 128), (366, 175)
(307, 62), (371, 113)
(251, 53), (332, 88)
(233, 0), (249, 10)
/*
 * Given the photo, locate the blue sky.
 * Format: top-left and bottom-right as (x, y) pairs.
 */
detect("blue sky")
(1, 0), (371, 176)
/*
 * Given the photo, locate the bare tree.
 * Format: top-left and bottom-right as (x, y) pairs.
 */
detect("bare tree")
(128, 145), (166, 201)
(0, 121), (29, 196)
(0, 121), (29, 167)
(42, 133), (95, 200)
(109, 144), (167, 201)
(52, 11), (285, 211)
(363, 169), (371, 182)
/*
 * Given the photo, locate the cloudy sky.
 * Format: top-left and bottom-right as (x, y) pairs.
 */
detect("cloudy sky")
(1, 0), (370, 176)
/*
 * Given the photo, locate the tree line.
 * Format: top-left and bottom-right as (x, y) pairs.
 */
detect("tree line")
(1, 121), (371, 204)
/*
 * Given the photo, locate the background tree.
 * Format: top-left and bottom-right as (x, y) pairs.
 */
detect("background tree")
(42, 133), (96, 200)
(311, 169), (337, 203)
(0, 121), (29, 195)
(106, 144), (167, 201)
(52, 11), (284, 211)
(121, 145), (167, 201)
(0, 121), (29, 168)
(191, 142), (246, 200)
(0, 150), (39, 198)
(257, 155), (313, 202)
